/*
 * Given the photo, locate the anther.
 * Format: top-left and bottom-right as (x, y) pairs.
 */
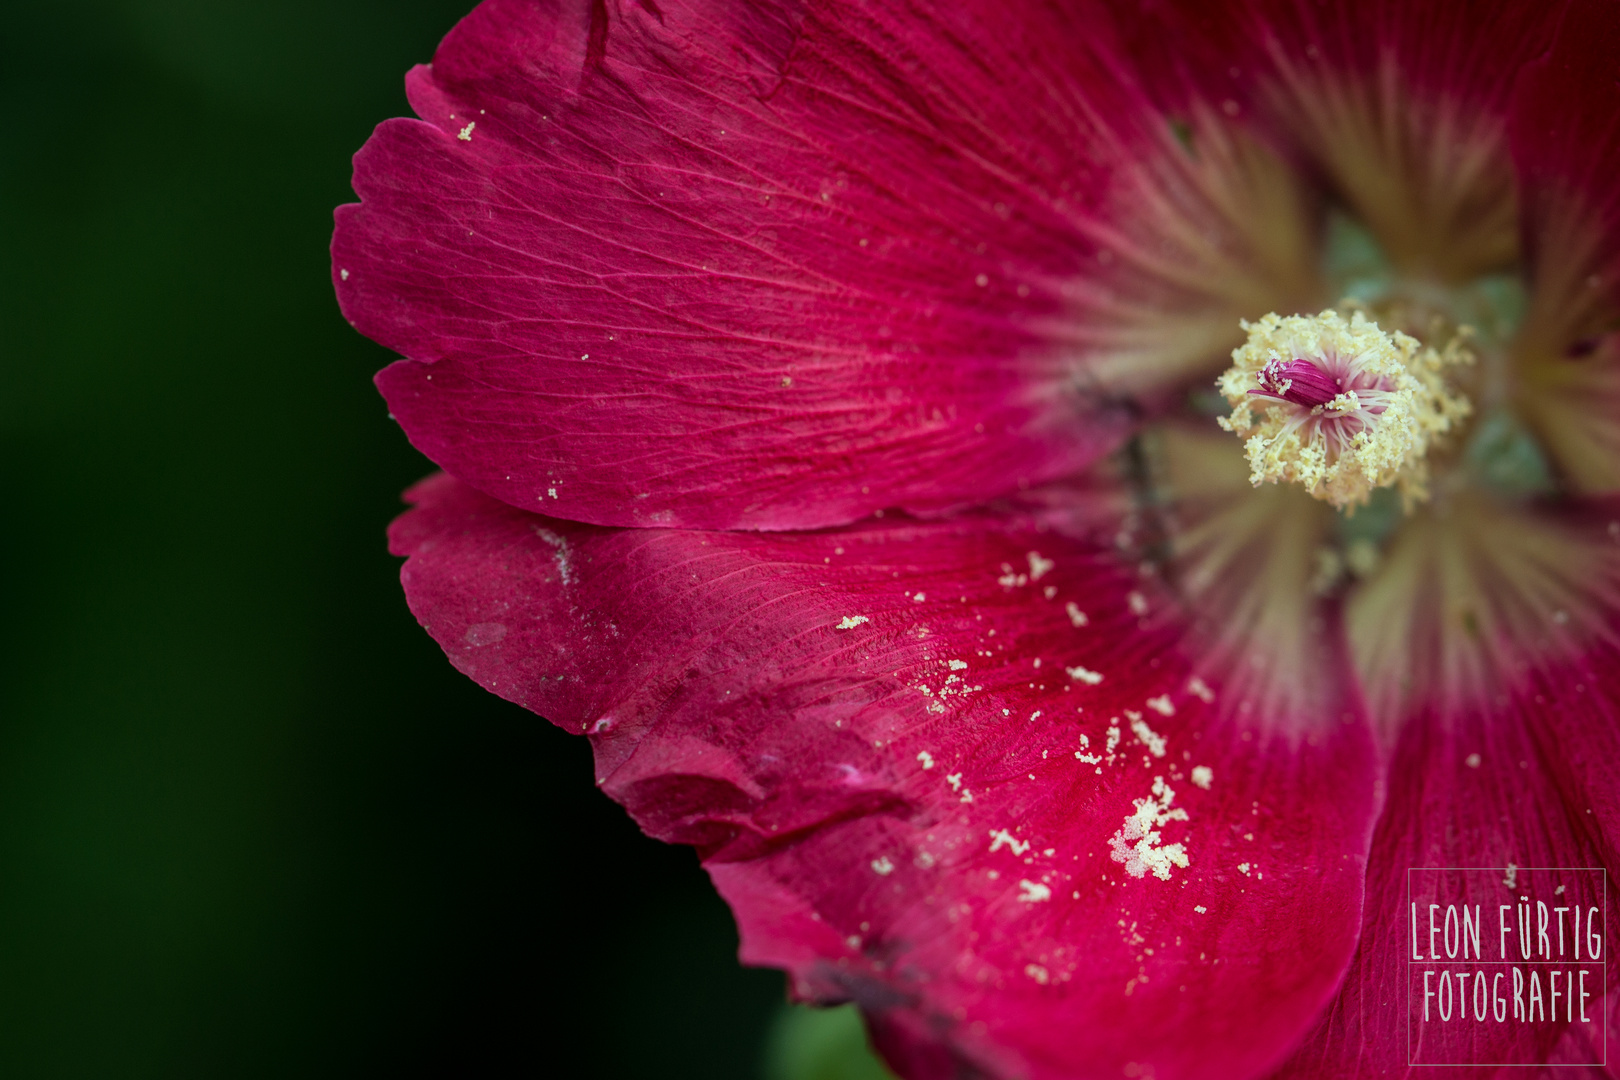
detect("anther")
(1216, 309), (1472, 510)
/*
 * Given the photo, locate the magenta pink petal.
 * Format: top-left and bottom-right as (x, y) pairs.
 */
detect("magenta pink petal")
(1504, 503), (1620, 1071)
(390, 473), (1379, 1080)
(1286, 732), (1587, 1077)
(1510, 0), (1620, 216)
(1501, 0), (1620, 494)
(1276, 494), (1620, 1076)
(1276, 682), (1616, 1075)
(1115, 0), (1560, 115)
(330, 0), (1170, 530)
(1509, 0), (1620, 321)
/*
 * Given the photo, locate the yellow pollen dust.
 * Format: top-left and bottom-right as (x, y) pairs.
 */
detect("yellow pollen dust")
(1215, 309), (1472, 510)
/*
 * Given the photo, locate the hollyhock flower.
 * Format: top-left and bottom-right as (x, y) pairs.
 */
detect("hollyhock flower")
(332, 0), (1620, 1075)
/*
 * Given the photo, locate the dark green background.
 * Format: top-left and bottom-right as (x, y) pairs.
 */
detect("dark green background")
(0, 3), (795, 1075)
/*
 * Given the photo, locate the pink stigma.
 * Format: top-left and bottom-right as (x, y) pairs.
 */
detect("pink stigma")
(1251, 359), (1343, 408)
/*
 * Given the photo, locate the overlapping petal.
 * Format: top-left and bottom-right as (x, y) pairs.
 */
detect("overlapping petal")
(1510, 0), (1620, 494)
(334, 0), (1326, 530)
(1278, 711), (1611, 1076)
(1280, 496), (1620, 1075)
(390, 472), (1378, 1079)
(336, 0), (1118, 528)
(1118, 0), (1561, 282)
(1116, 0), (1561, 109)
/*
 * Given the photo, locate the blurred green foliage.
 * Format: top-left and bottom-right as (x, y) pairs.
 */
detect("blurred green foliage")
(0, 2), (900, 1076)
(765, 1006), (899, 1080)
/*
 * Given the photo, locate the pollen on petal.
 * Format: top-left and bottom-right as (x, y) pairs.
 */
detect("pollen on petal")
(1066, 664), (1103, 685)
(1018, 880), (1053, 903)
(1129, 713), (1168, 757)
(1108, 777), (1190, 881)
(1215, 309), (1472, 510)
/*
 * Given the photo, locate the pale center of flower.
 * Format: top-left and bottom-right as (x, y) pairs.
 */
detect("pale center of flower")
(1214, 308), (1473, 511)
